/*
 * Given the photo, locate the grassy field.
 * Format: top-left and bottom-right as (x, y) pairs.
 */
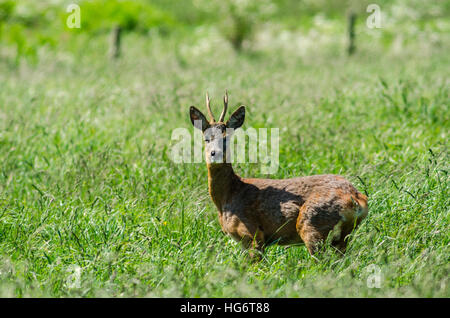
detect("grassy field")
(0, 14), (449, 296)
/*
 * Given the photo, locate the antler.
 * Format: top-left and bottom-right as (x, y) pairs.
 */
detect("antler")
(218, 90), (228, 122)
(205, 92), (216, 123)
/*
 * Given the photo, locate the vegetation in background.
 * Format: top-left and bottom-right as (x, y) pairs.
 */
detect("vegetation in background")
(0, 0), (448, 297)
(1, 0), (449, 62)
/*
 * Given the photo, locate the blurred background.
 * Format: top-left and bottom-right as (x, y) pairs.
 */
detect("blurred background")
(0, 0), (448, 297)
(0, 0), (448, 65)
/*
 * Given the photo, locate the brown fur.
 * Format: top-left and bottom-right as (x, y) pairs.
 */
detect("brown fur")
(209, 165), (368, 257)
(190, 93), (368, 259)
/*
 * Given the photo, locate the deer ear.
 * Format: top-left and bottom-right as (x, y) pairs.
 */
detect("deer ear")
(226, 106), (245, 130)
(190, 106), (209, 131)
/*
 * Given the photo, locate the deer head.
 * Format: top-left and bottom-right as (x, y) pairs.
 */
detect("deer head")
(190, 91), (245, 164)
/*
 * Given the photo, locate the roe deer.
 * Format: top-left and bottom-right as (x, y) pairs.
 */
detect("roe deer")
(189, 92), (368, 259)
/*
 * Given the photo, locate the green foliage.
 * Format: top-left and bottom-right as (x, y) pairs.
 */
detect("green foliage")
(218, 0), (274, 51)
(1, 0), (449, 63)
(0, 1), (59, 65)
(0, 0), (448, 298)
(71, 0), (176, 33)
(0, 24), (449, 296)
(0, 0), (14, 23)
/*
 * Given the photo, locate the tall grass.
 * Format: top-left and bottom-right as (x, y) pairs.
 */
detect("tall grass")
(0, 17), (448, 297)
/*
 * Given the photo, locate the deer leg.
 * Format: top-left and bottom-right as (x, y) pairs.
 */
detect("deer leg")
(296, 203), (335, 255)
(297, 223), (326, 255)
(331, 236), (347, 254)
(240, 229), (265, 261)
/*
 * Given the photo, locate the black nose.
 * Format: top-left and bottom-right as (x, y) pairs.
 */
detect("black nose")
(211, 151), (215, 156)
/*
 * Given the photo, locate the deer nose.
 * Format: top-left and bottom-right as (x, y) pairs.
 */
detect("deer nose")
(211, 151), (215, 157)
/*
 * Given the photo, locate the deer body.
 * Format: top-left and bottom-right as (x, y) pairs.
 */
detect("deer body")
(190, 92), (368, 258)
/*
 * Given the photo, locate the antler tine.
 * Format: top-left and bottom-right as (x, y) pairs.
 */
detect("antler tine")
(219, 90), (228, 122)
(205, 92), (216, 123)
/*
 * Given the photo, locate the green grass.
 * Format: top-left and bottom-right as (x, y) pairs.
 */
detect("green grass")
(0, 26), (448, 297)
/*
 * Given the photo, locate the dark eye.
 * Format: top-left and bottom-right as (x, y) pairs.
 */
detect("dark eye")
(205, 139), (210, 143)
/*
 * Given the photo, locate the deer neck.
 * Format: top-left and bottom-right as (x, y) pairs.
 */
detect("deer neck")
(207, 163), (240, 212)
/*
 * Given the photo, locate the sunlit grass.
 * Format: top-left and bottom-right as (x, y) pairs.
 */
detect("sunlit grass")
(0, 27), (448, 297)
